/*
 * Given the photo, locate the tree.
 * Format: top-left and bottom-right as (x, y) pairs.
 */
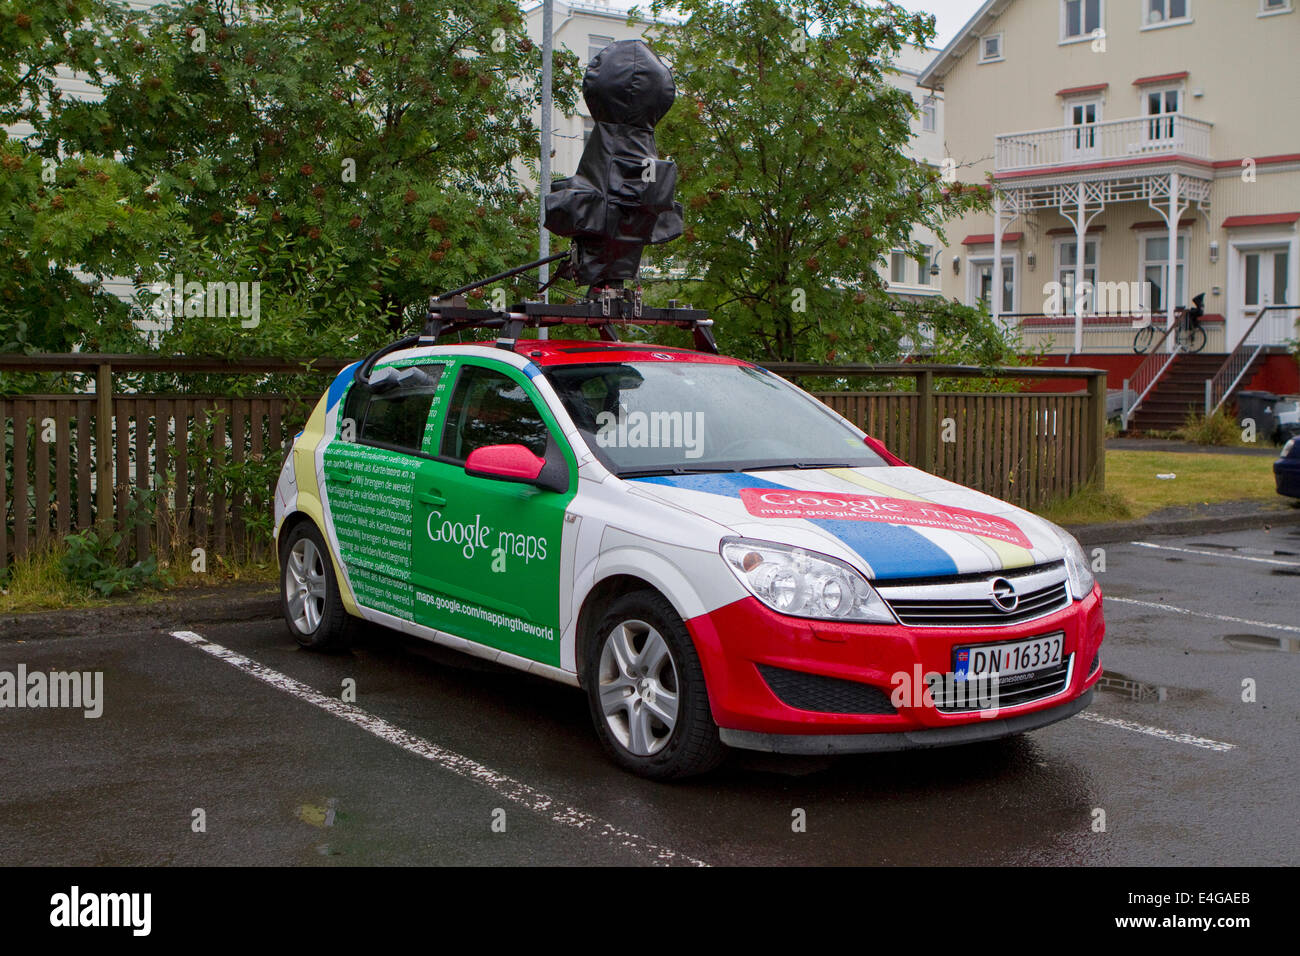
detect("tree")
(9, 0), (580, 358)
(642, 0), (1002, 364)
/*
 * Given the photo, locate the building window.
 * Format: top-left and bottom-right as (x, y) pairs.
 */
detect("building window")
(1140, 233), (1188, 313)
(1260, 0), (1292, 16)
(972, 256), (1018, 313)
(1145, 87), (1181, 140)
(587, 34), (614, 62)
(916, 245), (933, 286)
(1144, 0), (1189, 26)
(1055, 238), (1099, 314)
(890, 251), (908, 284)
(979, 33), (1003, 62)
(1066, 100), (1101, 151)
(921, 96), (937, 132)
(1062, 0), (1103, 41)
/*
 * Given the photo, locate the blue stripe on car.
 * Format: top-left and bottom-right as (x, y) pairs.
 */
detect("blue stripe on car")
(326, 362), (361, 412)
(631, 472), (959, 579)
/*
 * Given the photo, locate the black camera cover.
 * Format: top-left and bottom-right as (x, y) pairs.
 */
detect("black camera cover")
(544, 39), (683, 288)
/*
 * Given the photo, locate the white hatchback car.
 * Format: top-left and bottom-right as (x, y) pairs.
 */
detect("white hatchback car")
(275, 337), (1104, 778)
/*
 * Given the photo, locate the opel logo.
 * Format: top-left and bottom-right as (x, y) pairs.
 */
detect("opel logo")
(990, 578), (1019, 613)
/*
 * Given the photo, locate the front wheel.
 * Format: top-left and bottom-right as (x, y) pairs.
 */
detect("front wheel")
(1133, 325), (1156, 354)
(280, 521), (356, 651)
(583, 590), (726, 780)
(1183, 324), (1207, 353)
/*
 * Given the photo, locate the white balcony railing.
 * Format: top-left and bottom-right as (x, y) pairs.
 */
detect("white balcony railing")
(996, 115), (1213, 173)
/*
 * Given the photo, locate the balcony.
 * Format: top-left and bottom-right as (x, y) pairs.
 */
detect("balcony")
(995, 115), (1213, 174)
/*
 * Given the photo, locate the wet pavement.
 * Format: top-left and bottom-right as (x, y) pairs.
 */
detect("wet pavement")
(1, 526), (1296, 866)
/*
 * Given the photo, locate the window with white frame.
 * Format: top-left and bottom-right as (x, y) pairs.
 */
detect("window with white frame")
(890, 251), (908, 284)
(921, 96), (937, 132)
(1066, 99), (1101, 151)
(1145, 0), (1189, 27)
(1055, 238), (1099, 314)
(587, 34), (614, 62)
(1260, 0), (1292, 16)
(1144, 86), (1181, 140)
(1140, 233), (1188, 313)
(1062, 0), (1103, 40)
(979, 33), (1003, 62)
(970, 255), (1018, 312)
(916, 245), (933, 286)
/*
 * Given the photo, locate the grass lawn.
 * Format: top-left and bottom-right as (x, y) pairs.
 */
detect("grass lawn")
(1038, 449), (1281, 526)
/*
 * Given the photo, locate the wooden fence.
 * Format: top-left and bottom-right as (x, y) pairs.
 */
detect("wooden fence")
(771, 363), (1108, 510)
(1, 355), (1106, 571)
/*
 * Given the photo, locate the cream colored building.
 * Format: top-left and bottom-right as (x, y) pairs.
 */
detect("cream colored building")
(919, 0), (1300, 369)
(522, 1), (946, 298)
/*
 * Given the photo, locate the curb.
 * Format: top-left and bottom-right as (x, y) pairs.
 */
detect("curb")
(1067, 504), (1300, 546)
(0, 585), (279, 643)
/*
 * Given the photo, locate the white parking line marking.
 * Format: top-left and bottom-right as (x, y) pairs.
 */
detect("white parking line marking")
(1078, 712), (1235, 752)
(1131, 540), (1300, 567)
(168, 630), (708, 867)
(1105, 595), (1300, 635)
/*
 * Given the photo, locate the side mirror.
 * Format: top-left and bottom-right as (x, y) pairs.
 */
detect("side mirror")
(465, 444), (545, 481)
(864, 435), (907, 466)
(465, 443), (570, 494)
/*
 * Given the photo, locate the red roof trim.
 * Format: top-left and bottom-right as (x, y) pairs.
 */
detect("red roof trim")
(994, 154), (1212, 180)
(1046, 225), (1108, 236)
(1133, 71), (1189, 86)
(1221, 212), (1300, 229)
(962, 232), (1023, 246)
(1130, 218), (1198, 230)
(1212, 153), (1300, 169)
(1056, 83), (1109, 97)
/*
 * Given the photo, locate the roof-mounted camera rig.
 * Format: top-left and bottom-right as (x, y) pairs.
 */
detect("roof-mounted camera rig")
(356, 40), (709, 388)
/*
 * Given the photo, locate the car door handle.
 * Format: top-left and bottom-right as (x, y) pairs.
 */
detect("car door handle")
(418, 491), (446, 507)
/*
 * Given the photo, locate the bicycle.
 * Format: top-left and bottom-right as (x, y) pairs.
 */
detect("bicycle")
(1133, 293), (1207, 354)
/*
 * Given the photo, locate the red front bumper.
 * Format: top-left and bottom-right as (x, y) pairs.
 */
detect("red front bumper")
(685, 585), (1104, 742)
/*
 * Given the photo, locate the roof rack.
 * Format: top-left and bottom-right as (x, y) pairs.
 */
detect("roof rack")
(425, 286), (717, 355)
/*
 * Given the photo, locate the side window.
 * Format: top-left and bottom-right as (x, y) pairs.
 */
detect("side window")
(342, 364), (443, 454)
(440, 365), (550, 461)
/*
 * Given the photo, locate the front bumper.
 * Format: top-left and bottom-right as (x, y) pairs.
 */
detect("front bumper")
(685, 584), (1104, 742)
(1275, 459), (1300, 498)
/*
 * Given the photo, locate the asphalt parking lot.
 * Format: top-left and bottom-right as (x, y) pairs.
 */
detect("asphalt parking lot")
(2, 525), (1297, 867)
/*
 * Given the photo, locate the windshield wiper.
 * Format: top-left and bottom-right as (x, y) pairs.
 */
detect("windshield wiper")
(618, 466), (740, 478)
(749, 462), (853, 471)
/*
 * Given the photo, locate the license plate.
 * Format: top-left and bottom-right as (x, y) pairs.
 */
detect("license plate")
(954, 633), (1064, 683)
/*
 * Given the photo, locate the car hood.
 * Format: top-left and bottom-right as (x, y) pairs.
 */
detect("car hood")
(627, 467), (1065, 581)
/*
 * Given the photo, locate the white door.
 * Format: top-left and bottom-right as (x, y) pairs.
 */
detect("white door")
(1065, 101), (1100, 161)
(1238, 246), (1291, 345)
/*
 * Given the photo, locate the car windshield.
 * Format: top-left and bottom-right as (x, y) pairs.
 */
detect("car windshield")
(545, 361), (886, 476)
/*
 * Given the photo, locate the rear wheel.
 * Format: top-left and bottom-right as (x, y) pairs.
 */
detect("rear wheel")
(1183, 324), (1207, 353)
(584, 590), (726, 780)
(281, 521), (356, 651)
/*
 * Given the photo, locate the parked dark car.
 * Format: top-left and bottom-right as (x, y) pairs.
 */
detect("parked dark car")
(1275, 437), (1300, 499)
(1274, 398), (1300, 445)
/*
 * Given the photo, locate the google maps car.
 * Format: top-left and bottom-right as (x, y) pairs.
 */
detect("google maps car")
(274, 335), (1105, 779)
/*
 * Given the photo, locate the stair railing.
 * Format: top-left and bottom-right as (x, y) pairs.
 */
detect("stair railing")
(1121, 322), (1178, 430)
(1205, 305), (1298, 415)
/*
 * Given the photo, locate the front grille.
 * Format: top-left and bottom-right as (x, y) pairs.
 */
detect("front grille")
(757, 665), (896, 715)
(876, 561), (1071, 627)
(930, 657), (1073, 713)
(1088, 652), (1101, 676)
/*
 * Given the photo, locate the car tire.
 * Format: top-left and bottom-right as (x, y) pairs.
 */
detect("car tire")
(280, 520), (356, 651)
(583, 589), (726, 780)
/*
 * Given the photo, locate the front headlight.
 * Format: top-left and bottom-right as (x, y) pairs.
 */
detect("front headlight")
(1282, 438), (1296, 459)
(720, 538), (895, 623)
(1053, 526), (1096, 600)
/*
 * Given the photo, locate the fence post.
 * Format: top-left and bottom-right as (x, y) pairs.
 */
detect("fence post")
(915, 368), (935, 473)
(1087, 371), (1107, 491)
(96, 362), (113, 530)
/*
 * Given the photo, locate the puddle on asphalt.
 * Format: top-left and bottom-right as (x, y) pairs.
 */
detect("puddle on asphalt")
(1271, 568), (1300, 577)
(1222, 633), (1300, 654)
(1096, 670), (1173, 701)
